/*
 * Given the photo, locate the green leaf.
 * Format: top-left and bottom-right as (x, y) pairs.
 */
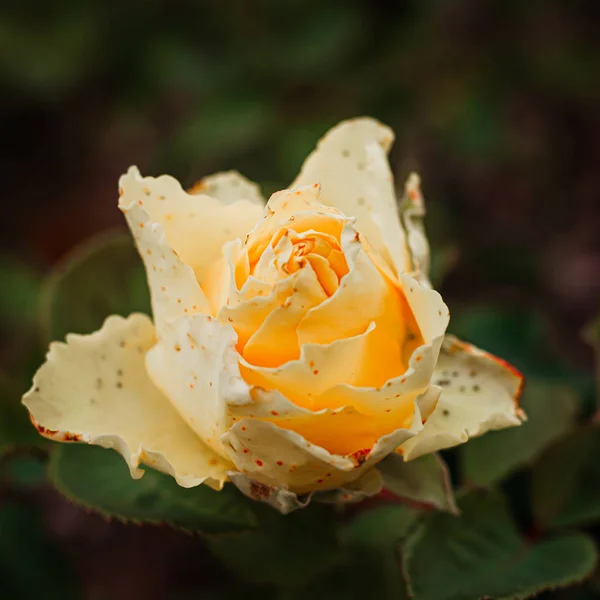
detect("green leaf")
(0, 372), (47, 455)
(460, 380), (579, 487)
(532, 425), (600, 529)
(0, 502), (79, 599)
(0, 256), (41, 326)
(582, 313), (600, 414)
(337, 504), (419, 600)
(378, 453), (458, 514)
(40, 231), (151, 343)
(206, 503), (339, 586)
(403, 491), (598, 600)
(48, 443), (257, 534)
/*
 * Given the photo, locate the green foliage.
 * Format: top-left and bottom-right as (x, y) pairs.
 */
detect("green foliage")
(40, 231), (151, 343)
(49, 443), (257, 533)
(0, 372), (47, 455)
(338, 504), (419, 600)
(379, 452), (458, 513)
(0, 502), (80, 599)
(403, 491), (598, 600)
(532, 425), (600, 530)
(460, 380), (579, 487)
(206, 503), (339, 586)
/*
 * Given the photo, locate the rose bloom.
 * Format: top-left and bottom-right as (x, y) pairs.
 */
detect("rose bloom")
(23, 118), (524, 511)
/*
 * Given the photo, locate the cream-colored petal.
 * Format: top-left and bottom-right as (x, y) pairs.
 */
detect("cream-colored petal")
(119, 167), (263, 285)
(398, 173), (431, 285)
(292, 117), (410, 276)
(188, 170), (265, 206)
(146, 314), (251, 460)
(400, 335), (525, 460)
(228, 466), (383, 514)
(221, 410), (422, 495)
(22, 314), (229, 489)
(122, 202), (210, 335)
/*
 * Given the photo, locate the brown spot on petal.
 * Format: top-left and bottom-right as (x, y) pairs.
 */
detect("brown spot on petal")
(249, 479), (271, 500)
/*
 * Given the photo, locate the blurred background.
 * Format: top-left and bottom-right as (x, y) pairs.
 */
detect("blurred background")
(1, 0), (599, 598)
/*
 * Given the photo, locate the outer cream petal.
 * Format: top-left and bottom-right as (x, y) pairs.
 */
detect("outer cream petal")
(292, 117), (410, 277)
(119, 166), (263, 285)
(121, 202), (210, 335)
(188, 170), (265, 206)
(22, 314), (229, 489)
(221, 410), (423, 496)
(400, 335), (525, 460)
(398, 173), (431, 285)
(145, 314), (252, 459)
(228, 466), (383, 514)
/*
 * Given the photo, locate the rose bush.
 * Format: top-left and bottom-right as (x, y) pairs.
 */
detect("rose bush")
(23, 118), (524, 512)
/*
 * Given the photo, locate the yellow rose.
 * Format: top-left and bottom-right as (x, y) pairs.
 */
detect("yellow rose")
(23, 118), (524, 511)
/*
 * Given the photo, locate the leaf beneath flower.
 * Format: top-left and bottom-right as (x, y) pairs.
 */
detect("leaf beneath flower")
(532, 424), (600, 529)
(378, 453), (458, 514)
(460, 379), (579, 487)
(40, 231), (151, 343)
(49, 444), (257, 534)
(402, 490), (597, 600)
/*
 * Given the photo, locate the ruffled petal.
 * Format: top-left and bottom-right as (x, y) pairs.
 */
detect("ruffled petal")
(242, 265), (327, 367)
(400, 335), (526, 460)
(119, 166), (263, 285)
(398, 173), (431, 285)
(121, 202), (210, 335)
(145, 314), (252, 459)
(221, 411), (422, 495)
(292, 117), (411, 277)
(22, 314), (229, 489)
(188, 170), (265, 206)
(228, 467), (383, 514)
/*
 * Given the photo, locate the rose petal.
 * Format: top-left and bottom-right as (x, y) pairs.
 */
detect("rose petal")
(121, 202), (210, 334)
(242, 265), (327, 367)
(119, 166), (263, 285)
(22, 314), (229, 489)
(188, 170), (265, 206)
(228, 467), (383, 514)
(400, 335), (525, 460)
(221, 411), (422, 495)
(145, 314), (251, 459)
(398, 173), (431, 285)
(292, 117), (410, 277)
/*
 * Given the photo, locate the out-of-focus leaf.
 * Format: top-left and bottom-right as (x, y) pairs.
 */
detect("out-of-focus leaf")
(40, 231), (150, 343)
(532, 425), (600, 529)
(49, 443), (257, 534)
(403, 491), (598, 600)
(582, 313), (600, 413)
(337, 504), (419, 600)
(0, 256), (41, 325)
(2, 455), (46, 488)
(0, 372), (47, 455)
(450, 305), (595, 414)
(429, 245), (458, 288)
(379, 453), (458, 514)
(206, 502), (339, 586)
(460, 380), (579, 487)
(0, 502), (79, 599)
